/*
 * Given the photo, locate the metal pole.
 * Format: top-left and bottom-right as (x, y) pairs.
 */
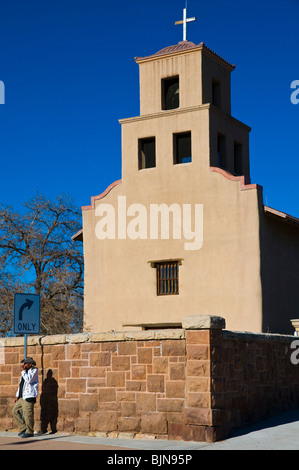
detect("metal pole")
(24, 334), (27, 358)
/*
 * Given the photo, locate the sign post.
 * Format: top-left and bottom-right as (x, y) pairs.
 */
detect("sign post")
(14, 293), (41, 357)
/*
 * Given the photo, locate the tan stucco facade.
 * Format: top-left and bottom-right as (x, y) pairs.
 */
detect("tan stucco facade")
(79, 41), (299, 335)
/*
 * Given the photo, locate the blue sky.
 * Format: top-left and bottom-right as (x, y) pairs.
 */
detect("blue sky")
(0, 0), (298, 218)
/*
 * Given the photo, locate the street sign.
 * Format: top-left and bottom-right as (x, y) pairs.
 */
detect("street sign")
(14, 293), (40, 335)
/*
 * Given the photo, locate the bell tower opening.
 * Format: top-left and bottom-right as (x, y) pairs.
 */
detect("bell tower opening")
(162, 76), (180, 110)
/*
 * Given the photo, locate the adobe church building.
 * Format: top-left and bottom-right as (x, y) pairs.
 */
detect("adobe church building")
(74, 35), (299, 336)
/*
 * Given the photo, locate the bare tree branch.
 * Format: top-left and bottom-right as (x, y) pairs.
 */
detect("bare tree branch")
(0, 193), (84, 336)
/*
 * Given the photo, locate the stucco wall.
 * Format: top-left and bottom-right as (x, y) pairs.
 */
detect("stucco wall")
(1, 315), (299, 443)
(82, 148), (262, 334)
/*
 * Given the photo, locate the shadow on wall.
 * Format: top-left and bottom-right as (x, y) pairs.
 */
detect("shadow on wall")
(40, 369), (58, 434)
(259, 195), (299, 334)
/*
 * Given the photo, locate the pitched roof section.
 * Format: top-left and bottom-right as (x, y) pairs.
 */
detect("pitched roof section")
(135, 40), (235, 71)
(136, 40), (198, 58)
(264, 206), (299, 228)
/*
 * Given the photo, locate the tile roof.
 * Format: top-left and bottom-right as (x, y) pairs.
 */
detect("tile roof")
(135, 40), (235, 70)
(135, 40), (197, 61)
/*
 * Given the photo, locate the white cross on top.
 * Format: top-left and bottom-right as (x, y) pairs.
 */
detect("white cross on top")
(175, 8), (196, 41)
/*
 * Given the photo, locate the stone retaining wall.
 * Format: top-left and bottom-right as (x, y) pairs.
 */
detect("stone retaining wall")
(0, 315), (298, 442)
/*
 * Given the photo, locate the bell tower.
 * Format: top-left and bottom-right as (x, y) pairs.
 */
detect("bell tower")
(81, 8), (272, 335)
(120, 31), (251, 183)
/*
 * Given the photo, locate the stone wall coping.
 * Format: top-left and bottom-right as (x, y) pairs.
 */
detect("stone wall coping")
(223, 329), (296, 344)
(182, 314), (226, 330)
(1, 313), (296, 347)
(0, 328), (186, 347)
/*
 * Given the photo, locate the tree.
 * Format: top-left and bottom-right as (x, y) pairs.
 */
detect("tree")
(0, 193), (84, 336)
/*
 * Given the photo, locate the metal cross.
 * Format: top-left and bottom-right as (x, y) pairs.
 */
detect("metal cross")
(175, 8), (196, 41)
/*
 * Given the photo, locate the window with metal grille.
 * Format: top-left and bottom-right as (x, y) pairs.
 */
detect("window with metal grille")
(156, 261), (179, 296)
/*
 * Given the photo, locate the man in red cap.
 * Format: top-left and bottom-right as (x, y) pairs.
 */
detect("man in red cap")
(12, 357), (39, 438)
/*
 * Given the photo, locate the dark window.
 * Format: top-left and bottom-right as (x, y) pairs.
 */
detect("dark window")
(174, 132), (192, 164)
(138, 137), (156, 169)
(212, 79), (221, 108)
(162, 76), (179, 110)
(217, 133), (226, 169)
(234, 142), (243, 175)
(156, 261), (179, 296)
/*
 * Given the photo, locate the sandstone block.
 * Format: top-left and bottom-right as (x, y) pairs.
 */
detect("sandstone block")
(162, 340), (185, 357)
(107, 371), (125, 387)
(0, 417), (14, 431)
(117, 391), (135, 402)
(0, 406), (8, 418)
(80, 366), (106, 378)
(186, 330), (210, 345)
(52, 345), (65, 361)
(184, 407), (212, 426)
(157, 398), (184, 413)
(90, 332), (125, 342)
(79, 393), (98, 411)
(99, 388), (116, 402)
(182, 424), (207, 442)
(169, 363), (185, 380)
(187, 360), (210, 377)
(126, 381), (146, 392)
(90, 411), (118, 432)
(131, 365), (146, 380)
(5, 353), (19, 365)
(118, 342), (137, 355)
(137, 348), (153, 364)
(182, 315), (225, 330)
(136, 393), (156, 412)
(66, 344), (81, 360)
(147, 375), (164, 393)
(184, 408), (224, 426)
(168, 422), (186, 441)
(59, 399), (79, 418)
(66, 378), (86, 393)
(87, 380), (106, 393)
(118, 417), (140, 432)
(0, 374), (11, 385)
(90, 352), (111, 367)
(187, 345), (209, 360)
(153, 357), (168, 374)
(187, 392), (211, 408)
(58, 361), (71, 378)
(0, 386), (16, 398)
(100, 342), (117, 352)
(75, 417), (90, 433)
(112, 356), (130, 371)
(81, 343), (100, 353)
(121, 402), (136, 417)
(140, 413), (167, 434)
(40, 335), (66, 345)
(187, 377), (210, 392)
(166, 381), (185, 398)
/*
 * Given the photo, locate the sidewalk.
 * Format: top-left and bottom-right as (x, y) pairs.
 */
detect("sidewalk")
(1, 409), (299, 450)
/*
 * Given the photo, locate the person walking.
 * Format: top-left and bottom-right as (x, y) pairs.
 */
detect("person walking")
(12, 357), (39, 438)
